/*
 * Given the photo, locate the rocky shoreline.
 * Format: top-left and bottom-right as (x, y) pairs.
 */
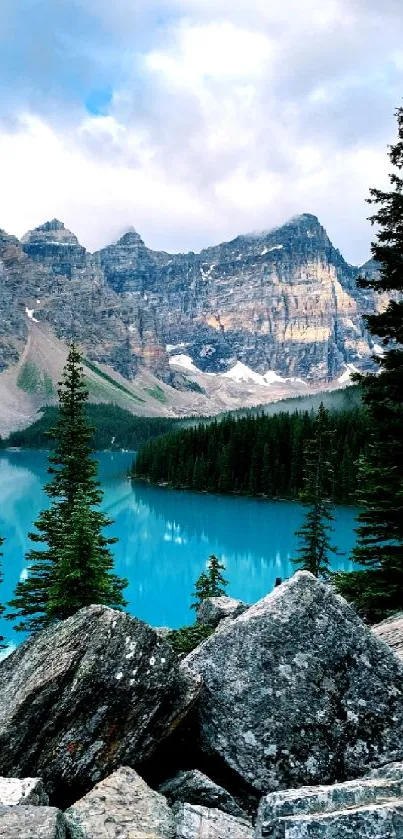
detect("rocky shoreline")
(1, 571), (403, 837)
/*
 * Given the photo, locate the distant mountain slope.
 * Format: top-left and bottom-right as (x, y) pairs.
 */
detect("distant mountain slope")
(0, 212), (382, 434)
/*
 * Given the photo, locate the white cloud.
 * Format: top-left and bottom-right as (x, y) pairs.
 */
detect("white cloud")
(146, 22), (274, 85)
(0, 0), (402, 262)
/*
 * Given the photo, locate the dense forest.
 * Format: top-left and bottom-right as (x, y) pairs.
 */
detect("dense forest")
(134, 407), (369, 504)
(1, 404), (178, 451)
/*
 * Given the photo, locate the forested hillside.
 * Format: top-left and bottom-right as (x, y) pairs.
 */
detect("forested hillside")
(134, 408), (369, 504)
(1, 404), (178, 451)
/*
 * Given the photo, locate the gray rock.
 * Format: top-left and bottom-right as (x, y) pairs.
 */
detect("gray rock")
(197, 597), (248, 628)
(368, 761), (403, 781)
(0, 605), (201, 799)
(155, 626), (172, 640)
(159, 769), (245, 818)
(256, 802), (403, 838)
(255, 775), (403, 831)
(183, 571), (403, 793)
(65, 766), (175, 839)
(373, 613), (403, 660)
(174, 803), (253, 839)
(255, 769), (403, 837)
(0, 776), (49, 806)
(0, 806), (66, 838)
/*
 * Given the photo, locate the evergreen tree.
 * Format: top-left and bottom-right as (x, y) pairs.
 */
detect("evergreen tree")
(0, 536), (6, 650)
(335, 108), (403, 620)
(293, 403), (338, 577)
(47, 489), (126, 621)
(8, 344), (127, 633)
(191, 555), (228, 611)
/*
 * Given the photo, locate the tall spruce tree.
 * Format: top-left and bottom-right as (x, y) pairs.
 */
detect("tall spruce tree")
(0, 536), (6, 649)
(335, 107), (403, 621)
(191, 555), (228, 611)
(293, 403), (337, 577)
(8, 344), (127, 632)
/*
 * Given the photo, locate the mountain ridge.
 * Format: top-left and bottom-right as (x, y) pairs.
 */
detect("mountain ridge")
(0, 212), (381, 433)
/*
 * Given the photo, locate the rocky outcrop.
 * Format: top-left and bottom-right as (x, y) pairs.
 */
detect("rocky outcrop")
(21, 220), (87, 278)
(159, 769), (246, 819)
(197, 596), (248, 628)
(0, 777), (48, 806)
(65, 766), (176, 839)
(255, 766), (403, 837)
(0, 806), (67, 838)
(183, 572), (403, 793)
(173, 803), (253, 839)
(373, 613), (403, 660)
(0, 605), (201, 801)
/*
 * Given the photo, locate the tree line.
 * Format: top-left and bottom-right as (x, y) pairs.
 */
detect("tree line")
(0, 404), (177, 451)
(133, 407), (369, 505)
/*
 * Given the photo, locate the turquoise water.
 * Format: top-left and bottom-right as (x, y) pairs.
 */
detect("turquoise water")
(0, 450), (359, 648)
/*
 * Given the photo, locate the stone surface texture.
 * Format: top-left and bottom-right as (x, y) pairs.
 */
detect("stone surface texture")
(65, 766), (175, 839)
(257, 803), (403, 838)
(0, 605), (201, 799)
(173, 802), (253, 839)
(159, 769), (245, 818)
(255, 765), (403, 837)
(373, 613), (403, 661)
(197, 597), (248, 628)
(0, 776), (48, 806)
(183, 571), (403, 793)
(0, 806), (66, 838)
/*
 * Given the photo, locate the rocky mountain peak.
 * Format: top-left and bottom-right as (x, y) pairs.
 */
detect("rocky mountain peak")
(21, 219), (80, 247)
(37, 218), (65, 232)
(116, 228), (146, 249)
(20, 220), (87, 279)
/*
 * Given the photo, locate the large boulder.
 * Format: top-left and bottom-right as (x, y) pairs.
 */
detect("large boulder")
(0, 806), (67, 838)
(174, 803), (253, 839)
(0, 777), (48, 806)
(255, 769), (403, 838)
(183, 572), (403, 793)
(197, 597), (248, 628)
(373, 613), (403, 660)
(159, 769), (246, 818)
(65, 766), (175, 838)
(0, 605), (201, 800)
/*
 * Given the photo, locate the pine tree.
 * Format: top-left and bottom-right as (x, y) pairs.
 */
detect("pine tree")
(335, 108), (403, 620)
(191, 555), (228, 611)
(8, 344), (127, 633)
(0, 536), (6, 650)
(293, 403), (337, 577)
(47, 489), (126, 621)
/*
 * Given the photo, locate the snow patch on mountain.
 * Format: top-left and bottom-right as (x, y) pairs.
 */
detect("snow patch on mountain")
(25, 307), (39, 323)
(261, 245), (284, 256)
(338, 363), (360, 384)
(223, 362), (267, 386)
(169, 354), (201, 373)
(166, 342), (189, 353)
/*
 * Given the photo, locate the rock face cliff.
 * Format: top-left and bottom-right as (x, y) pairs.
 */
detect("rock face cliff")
(97, 213), (379, 381)
(0, 213), (380, 417)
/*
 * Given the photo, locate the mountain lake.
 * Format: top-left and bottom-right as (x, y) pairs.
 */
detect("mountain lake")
(0, 449), (359, 651)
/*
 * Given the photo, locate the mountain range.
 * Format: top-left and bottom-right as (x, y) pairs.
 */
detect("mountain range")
(0, 213), (382, 434)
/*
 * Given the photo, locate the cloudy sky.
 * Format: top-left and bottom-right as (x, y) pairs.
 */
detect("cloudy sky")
(0, 0), (402, 262)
